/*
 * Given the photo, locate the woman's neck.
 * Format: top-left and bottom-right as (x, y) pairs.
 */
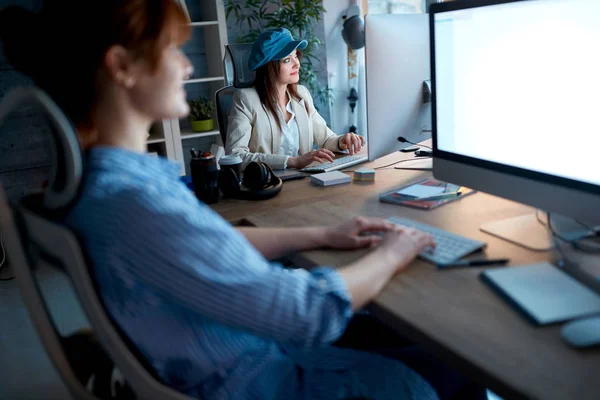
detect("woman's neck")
(276, 84), (289, 107)
(92, 92), (152, 153)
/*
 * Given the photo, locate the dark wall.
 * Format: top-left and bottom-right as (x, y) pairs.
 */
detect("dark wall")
(0, 0), (52, 201)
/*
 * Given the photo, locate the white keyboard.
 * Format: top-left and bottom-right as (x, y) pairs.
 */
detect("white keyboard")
(387, 216), (486, 265)
(301, 154), (368, 173)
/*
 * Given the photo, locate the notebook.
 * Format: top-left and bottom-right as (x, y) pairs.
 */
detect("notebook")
(480, 262), (600, 325)
(379, 178), (475, 210)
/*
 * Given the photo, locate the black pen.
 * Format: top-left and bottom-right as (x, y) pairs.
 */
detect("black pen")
(437, 258), (510, 269)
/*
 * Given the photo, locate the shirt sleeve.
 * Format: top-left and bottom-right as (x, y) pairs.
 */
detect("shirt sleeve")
(109, 188), (353, 349)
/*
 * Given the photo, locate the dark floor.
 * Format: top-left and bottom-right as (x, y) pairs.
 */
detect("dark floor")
(0, 262), (88, 400)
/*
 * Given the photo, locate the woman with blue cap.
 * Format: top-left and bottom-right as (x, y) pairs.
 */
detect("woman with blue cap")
(225, 28), (366, 170)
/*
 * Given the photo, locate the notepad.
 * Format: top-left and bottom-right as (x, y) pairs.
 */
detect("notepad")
(480, 262), (600, 325)
(310, 171), (352, 186)
(397, 185), (445, 198)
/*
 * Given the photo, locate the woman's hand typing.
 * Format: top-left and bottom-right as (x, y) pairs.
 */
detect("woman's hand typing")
(288, 148), (335, 169)
(338, 133), (366, 155)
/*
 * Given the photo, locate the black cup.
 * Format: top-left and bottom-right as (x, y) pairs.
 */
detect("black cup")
(219, 155), (242, 178)
(190, 149), (219, 204)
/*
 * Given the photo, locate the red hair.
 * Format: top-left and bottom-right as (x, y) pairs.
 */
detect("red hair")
(0, 0), (191, 148)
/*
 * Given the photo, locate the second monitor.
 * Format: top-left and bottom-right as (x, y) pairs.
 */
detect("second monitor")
(365, 13), (432, 161)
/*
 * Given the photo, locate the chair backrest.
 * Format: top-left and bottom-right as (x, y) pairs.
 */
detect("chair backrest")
(0, 87), (83, 212)
(215, 44), (255, 147)
(0, 87), (193, 400)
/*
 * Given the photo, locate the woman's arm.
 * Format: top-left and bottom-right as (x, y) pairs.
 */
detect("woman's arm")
(236, 226), (327, 260)
(240, 217), (435, 311)
(338, 228), (433, 310)
(237, 217), (392, 260)
(226, 90), (289, 170)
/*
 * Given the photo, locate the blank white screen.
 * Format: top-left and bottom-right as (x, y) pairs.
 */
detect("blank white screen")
(434, 0), (600, 186)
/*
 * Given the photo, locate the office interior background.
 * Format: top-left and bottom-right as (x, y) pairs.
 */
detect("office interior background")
(3, 0), (600, 399)
(3, 1), (565, 400)
(0, 0), (429, 200)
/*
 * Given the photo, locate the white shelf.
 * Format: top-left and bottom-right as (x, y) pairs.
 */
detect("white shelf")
(184, 76), (224, 84)
(190, 21), (219, 27)
(164, 0), (228, 175)
(181, 130), (220, 140)
(146, 136), (166, 144)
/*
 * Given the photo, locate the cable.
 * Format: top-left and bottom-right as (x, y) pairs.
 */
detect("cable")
(397, 136), (432, 150)
(547, 212), (600, 254)
(0, 232), (14, 281)
(535, 209), (548, 227)
(375, 155), (431, 170)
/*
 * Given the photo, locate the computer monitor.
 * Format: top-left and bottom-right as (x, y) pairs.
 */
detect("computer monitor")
(365, 14), (432, 161)
(430, 0), (600, 250)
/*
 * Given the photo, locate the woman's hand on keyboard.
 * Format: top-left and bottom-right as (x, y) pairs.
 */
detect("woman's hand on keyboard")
(379, 228), (436, 273)
(288, 148), (335, 169)
(336, 224), (436, 310)
(338, 132), (365, 155)
(324, 216), (397, 250)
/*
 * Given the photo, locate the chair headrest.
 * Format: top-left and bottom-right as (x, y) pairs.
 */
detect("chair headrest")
(0, 87), (83, 212)
(223, 44), (256, 88)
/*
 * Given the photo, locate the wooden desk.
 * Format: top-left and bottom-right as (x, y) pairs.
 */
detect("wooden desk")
(211, 151), (600, 400)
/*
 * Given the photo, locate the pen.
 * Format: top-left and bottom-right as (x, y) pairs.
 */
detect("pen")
(416, 191), (463, 202)
(437, 258), (510, 269)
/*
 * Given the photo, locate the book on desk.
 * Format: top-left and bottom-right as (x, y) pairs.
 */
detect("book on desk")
(379, 178), (475, 210)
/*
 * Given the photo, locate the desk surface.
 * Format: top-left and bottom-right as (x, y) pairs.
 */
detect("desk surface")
(210, 150), (600, 400)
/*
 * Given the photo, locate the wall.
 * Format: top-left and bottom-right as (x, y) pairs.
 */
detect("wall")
(323, 0), (435, 137)
(369, 0), (424, 14)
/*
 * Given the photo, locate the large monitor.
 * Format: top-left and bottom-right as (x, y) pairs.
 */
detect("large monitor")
(430, 0), (600, 249)
(365, 14), (432, 161)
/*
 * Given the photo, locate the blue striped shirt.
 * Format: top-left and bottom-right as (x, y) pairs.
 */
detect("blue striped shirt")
(64, 147), (436, 400)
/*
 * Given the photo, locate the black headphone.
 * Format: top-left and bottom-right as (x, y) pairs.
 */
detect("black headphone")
(218, 161), (283, 201)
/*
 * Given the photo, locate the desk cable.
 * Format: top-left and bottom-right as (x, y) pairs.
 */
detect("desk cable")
(536, 210), (600, 267)
(374, 155), (432, 170)
(397, 135), (432, 150)
(340, 155), (432, 172)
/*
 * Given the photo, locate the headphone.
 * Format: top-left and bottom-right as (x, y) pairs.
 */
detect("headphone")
(218, 161), (283, 201)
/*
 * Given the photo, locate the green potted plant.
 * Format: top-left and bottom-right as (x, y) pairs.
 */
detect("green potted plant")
(188, 97), (215, 132)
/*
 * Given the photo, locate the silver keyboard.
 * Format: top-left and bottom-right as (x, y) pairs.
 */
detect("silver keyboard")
(387, 216), (486, 265)
(300, 154), (368, 173)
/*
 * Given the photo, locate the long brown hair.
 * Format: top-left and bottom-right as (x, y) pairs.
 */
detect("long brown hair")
(0, 0), (191, 148)
(254, 49), (303, 131)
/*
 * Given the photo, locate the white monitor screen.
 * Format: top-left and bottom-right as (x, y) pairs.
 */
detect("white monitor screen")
(434, 0), (600, 187)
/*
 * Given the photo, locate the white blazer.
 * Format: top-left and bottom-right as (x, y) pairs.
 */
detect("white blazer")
(225, 85), (342, 170)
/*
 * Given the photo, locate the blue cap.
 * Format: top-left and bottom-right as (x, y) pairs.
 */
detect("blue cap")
(248, 28), (308, 71)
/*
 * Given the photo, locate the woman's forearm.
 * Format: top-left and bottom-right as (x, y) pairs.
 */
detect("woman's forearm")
(337, 247), (402, 310)
(237, 226), (327, 259)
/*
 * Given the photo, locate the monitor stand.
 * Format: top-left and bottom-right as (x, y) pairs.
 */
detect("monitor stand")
(480, 213), (593, 252)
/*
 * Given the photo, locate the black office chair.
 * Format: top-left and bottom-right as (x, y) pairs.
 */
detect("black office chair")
(214, 44), (255, 147)
(0, 87), (193, 400)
